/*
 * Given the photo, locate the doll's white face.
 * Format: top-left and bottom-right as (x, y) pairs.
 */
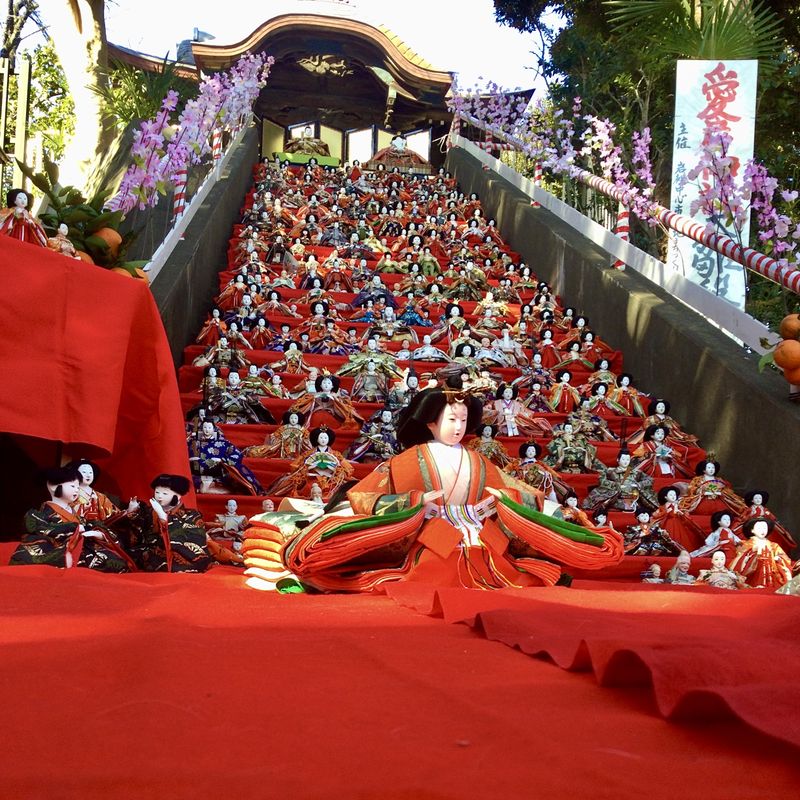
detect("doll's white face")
(14, 192), (28, 209)
(428, 402), (469, 447)
(502, 387), (514, 401)
(381, 410), (392, 423)
(665, 489), (678, 503)
(563, 423), (573, 434)
(619, 453), (631, 467)
(272, 376), (282, 386)
(208, 368), (217, 378)
(367, 339), (378, 351)
(242, 295), (252, 307)
(650, 564), (661, 578)
(596, 385), (607, 397)
(201, 421), (215, 438)
(595, 513), (607, 526)
(316, 431), (330, 447)
(566, 496), (578, 508)
(228, 372), (240, 386)
(407, 376), (419, 389)
(531, 382), (542, 394)
(524, 446), (537, 459)
(153, 486), (177, 508)
(560, 372), (571, 383)
(320, 377), (334, 392)
(676, 553), (691, 573)
(620, 376), (630, 387)
(77, 464), (94, 485)
(711, 551), (726, 569)
(655, 401), (666, 414)
(226, 499), (238, 513)
(461, 345), (473, 357)
(704, 462), (716, 477)
(653, 428), (666, 442)
(637, 512), (650, 524)
(229, 324), (239, 333)
(718, 513), (732, 528)
(751, 493), (763, 506)
(367, 361), (376, 373)
(249, 365), (258, 376)
(258, 319), (266, 328)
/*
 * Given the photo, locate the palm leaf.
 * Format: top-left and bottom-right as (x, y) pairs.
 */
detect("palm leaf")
(605, 0), (782, 67)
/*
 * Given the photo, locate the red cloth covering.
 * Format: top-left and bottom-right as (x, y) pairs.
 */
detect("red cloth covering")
(387, 581), (800, 750)
(0, 237), (191, 502)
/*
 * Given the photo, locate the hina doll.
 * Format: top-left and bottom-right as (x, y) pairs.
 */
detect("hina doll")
(271, 342), (312, 374)
(0, 189), (48, 246)
(484, 383), (551, 438)
(254, 380), (623, 593)
(623, 510), (682, 556)
(537, 329), (562, 370)
(266, 426), (354, 500)
(240, 364), (274, 397)
(549, 370), (581, 414)
(651, 486), (705, 552)
(290, 374), (365, 429)
(467, 424), (513, 468)
(250, 318), (273, 349)
(696, 551), (746, 590)
(412, 334), (451, 362)
(665, 551), (695, 585)
(513, 352), (554, 391)
(345, 409), (400, 462)
(67, 458), (139, 524)
(188, 421), (265, 495)
(608, 374), (647, 417)
(196, 308), (228, 346)
(386, 370), (421, 412)
(351, 359), (390, 403)
(125, 474), (211, 573)
(258, 289), (301, 319)
(678, 460), (747, 517)
(690, 511), (744, 559)
(628, 398), (699, 447)
(508, 442), (571, 503)
(214, 371), (275, 425)
(553, 341), (594, 372)
(523, 381), (554, 414)
(193, 336), (251, 371)
(582, 450), (658, 513)
(568, 398), (617, 442)
(580, 358), (618, 394)
(245, 411), (312, 460)
(734, 490), (795, 551)
(632, 424), (694, 478)
(10, 466), (132, 571)
(557, 491), (596, 529)
(729, 519), (793, 589)
(586, 383), (629, 418)
(545, 422), (601, 474)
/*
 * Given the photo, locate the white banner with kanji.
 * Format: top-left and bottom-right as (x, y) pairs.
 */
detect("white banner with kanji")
(667, 60), (758, 310)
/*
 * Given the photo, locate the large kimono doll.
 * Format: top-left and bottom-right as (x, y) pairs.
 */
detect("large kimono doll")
(10, 466), (132, 572)
(243, 382), (624, 592)
(188, 421), (265, 495)
(126, 475), (212, 573)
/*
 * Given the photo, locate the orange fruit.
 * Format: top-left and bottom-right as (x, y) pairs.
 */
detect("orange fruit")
(773, 338), (800, 370)
(74, 250), (94, 264)
(94, 227), (123, 259)
(778, 313), (800, 340)
(781, 365), (800, 385)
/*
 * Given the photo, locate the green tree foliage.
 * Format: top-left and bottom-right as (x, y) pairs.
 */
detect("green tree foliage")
(27, 40), (74, 162)
(494, 0), (800, 322)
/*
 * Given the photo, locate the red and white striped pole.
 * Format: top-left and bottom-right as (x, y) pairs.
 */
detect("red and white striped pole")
(531, 161), (543, 208)
(172, 166), (188, 221)
(212, 128), (223, 164)
(613, 202), (630, 269)
(447, 115), (461, 151)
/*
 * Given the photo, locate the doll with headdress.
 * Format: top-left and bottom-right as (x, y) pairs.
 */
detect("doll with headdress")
(266, 426), (354, 500)
(257, 378), (623, 592)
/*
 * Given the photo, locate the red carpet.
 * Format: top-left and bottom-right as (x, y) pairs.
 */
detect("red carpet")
(1, 566), (798, 799)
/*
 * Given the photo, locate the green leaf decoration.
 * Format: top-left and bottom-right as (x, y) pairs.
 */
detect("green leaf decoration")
(758, 350), (776, 373)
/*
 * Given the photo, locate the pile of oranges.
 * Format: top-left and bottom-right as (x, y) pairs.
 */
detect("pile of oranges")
(773, 314), (800, 385)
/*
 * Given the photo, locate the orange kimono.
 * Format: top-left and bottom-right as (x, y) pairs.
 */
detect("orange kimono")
(280, 444), (624, 592)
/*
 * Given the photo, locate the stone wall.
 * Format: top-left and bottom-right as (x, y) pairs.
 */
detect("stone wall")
(447, 146), (800, 538)
(151, 127), (260, 366)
